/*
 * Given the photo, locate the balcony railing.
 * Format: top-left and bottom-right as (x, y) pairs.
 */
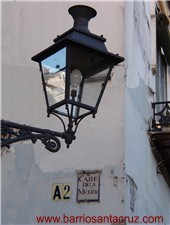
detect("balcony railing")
(150, 101), (170, 185)
(152, 101), (170, 130)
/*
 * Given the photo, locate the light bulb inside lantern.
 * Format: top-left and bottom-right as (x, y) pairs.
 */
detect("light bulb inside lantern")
(70, 69), (82, 98)
(70, 69), (82, 90)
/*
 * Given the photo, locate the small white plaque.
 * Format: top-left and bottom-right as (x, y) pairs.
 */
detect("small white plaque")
(77, 171), (100, 202)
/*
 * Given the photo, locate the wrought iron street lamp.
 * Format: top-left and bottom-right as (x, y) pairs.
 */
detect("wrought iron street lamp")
(1, 5), (124, 152)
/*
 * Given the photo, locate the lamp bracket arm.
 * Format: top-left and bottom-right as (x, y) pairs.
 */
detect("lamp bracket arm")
(1, 120), (64, 153)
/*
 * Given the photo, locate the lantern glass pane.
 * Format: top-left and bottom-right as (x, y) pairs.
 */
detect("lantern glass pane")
(41, 48), (66, 106)
(81, 68), (109, 107)
(69, 44), (112, 107)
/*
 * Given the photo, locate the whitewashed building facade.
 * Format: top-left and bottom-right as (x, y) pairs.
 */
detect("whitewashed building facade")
(1, 1), (170, 224)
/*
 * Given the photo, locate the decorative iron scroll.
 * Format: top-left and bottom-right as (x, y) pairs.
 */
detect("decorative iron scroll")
(152, 101), (170, 129)
(1, 120), (65, 153)
(157, 157), (170, 175)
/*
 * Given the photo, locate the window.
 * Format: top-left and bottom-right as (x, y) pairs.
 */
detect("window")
(155, 45), (167, 102)
(155, 8), (169, 102)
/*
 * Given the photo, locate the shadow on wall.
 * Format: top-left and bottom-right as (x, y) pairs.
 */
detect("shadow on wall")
(1, 144), (56, 224)
(126, 77), (152, 125)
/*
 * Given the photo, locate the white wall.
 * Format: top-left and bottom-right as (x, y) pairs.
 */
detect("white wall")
(1, 1), (125, 224)
(124, 1), (170, 223)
